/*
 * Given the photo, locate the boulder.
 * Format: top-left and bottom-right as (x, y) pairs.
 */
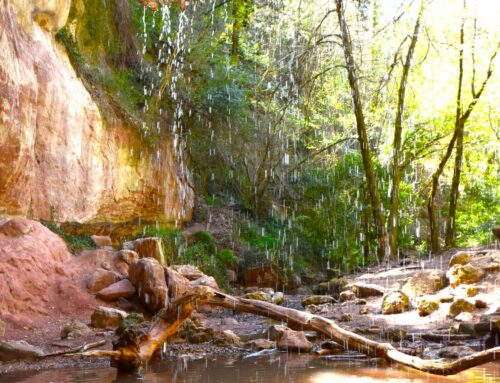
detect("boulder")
(242, 291), (273, 302)
(244, 339), (275, 350)
(474, 320), (496, 335)
(243, 264), (279, 288)
(447, 264), (485, 288)
(129, 258), (168, 313)
(91, 306), (128, 328)
(340, 313), (352, 322)
(458, 322), (475, 335)
(449, 298), (475, 317)
(164, 267), (190, 299)
(60, 320), (91, 339)
(449, 252), (471, 268)
(345, 282), (385, 298)
(417, 297), (440, 317)
(171, 264), (205, 280)
(96, 279), (136, 301)
(0, 218), (33, 237)
(359, 306), (370, 315)
(314, 277), (347, 298)
(301, 295), (335, 307)
(381, 291), (409, 315)
(470, 253), (500, 273)
(0, 341), (44, 361)
(475, 299), (488, 309)
(214, 330), (241, 346)
(438, 346), (474, 359)
(117, 250), (139, 265)
(339, 290), (355, 302)
(272, 292), (284, 305)
(305, 303), (334, 314)
(401, 270), (448, 299)
(466, 286), (480, 297)
(268, 325), (288, 341)
(91, 235), (112, 248)
(114, 261), (130, 277)
(227, 269), (237, 283)
(455, 312), (473, 322)
(277, 330), (313, 353)
(0, 219), (85, 319)
(189, 275), (220, 290)
(189, 331), (212, 344)
(222, 317), (239, 326)
(123, 237), (166, 265)
(87, 268), (121, 293)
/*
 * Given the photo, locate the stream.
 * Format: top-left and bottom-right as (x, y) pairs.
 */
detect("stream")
(1, 354), (499, 383)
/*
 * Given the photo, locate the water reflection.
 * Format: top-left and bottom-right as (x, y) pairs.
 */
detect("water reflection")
(2, 354), (499, 383)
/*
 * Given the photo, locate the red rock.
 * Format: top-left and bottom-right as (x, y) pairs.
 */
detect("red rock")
(91, 235), (112, 248)
(96, 279), (136, 301)
(129, 258), (168, 312)
(117, 250), (139, 265)
(87, 268), (121, 293)
(190, 275), (219, 290)
(244, 264), (279, 288)
(277, 330), (313, 353)
(164, 267), (190, 299)
(172, 264), (205, 281)
(0, 218), (33, 237)
(0, 219), (95, 320)
(123, 238), (166, 265)
(0, 0), (193, 224)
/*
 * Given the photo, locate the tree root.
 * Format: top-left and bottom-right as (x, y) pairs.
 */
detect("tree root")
(67, 286), (500, 375)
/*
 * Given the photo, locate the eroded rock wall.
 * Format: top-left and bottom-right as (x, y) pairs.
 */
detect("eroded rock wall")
(0, 0), (193, 224)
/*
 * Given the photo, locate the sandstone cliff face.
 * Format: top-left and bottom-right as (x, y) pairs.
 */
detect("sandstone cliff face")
(0, 0), (193, 224)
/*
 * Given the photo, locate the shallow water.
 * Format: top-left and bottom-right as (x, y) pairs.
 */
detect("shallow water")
(2, 354), (499, 383)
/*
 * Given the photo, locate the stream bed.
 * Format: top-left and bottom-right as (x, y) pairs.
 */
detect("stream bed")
(1, 353), (499, 383)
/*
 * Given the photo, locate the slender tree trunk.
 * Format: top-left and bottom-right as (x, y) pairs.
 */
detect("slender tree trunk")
(231, 0), (243, 64)
(388, 1), (424, 259)
(427, 130), (458, 254)
(445, 120), (464, 246)
(335, 0), (389, 261)
(444, 2), (498, 247)
(427, 5), (465, 254)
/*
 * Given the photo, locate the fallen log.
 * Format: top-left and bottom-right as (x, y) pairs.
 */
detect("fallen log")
(43, 340), (106, 358)
(68, 286), (500, 375)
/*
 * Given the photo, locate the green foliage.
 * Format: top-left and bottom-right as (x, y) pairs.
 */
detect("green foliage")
(178, 242), (233, 291)
(217, 249), (238, 267)
(454, 149), (500, 246)
(55, 27), (83, 68)
(41, 221), (96, 253)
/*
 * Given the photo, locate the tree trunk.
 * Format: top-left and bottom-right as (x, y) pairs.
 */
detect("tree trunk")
(427, 130), (458, 254)
(427, 4), (465, 254)
(69, 286), (500, 375)
(335, 0), (389, 261)
(388, 0), (424, 259)
(445, 119), (464, 246)
(231, 0), (243, 64)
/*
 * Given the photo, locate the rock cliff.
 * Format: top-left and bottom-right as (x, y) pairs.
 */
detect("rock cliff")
(0, 0), (193, 224)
